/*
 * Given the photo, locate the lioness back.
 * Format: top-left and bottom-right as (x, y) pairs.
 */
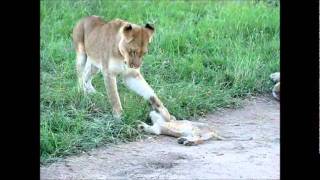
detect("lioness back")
(72, 16), (126, 62)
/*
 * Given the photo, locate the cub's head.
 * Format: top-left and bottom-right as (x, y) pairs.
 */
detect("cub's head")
(119, 23), (155, 69)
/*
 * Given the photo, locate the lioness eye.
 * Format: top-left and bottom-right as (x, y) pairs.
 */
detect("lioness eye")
(130, 50), (136, 56)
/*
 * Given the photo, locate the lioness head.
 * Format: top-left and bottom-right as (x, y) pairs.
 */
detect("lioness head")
(119, 23), (154, 69)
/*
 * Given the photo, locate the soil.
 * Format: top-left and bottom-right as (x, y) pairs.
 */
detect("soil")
(41, 95), (280, 179)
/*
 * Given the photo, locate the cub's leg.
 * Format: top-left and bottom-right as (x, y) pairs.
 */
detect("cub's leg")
(123, 69), (171, 121)
(270, 72), (280, 100)
(177, 135), (202, 146)
(138, 122), (161, 135)
(82, 60), (99, 94)
(178, 131), (222, 146)
(102, 68), (122, 118)
(272, 82), (280, 100)
(149, 110), (165, 124)
(149, 96), (172, 122)
(270, 72), (280, 83)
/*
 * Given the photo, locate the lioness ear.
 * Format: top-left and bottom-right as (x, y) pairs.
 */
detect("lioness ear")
(122, 24), (133, 42)
(145, 23), (155, 32)
(145, 23), (155, 43)
(123, 24), (132, 32)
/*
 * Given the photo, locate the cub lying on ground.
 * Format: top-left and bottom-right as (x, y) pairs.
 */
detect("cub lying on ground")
(138, 111), (224, 146)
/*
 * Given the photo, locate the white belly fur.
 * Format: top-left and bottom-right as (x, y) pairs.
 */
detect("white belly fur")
(108, 58), (128, 74)
(87, 56), (102, 69)
(86, 56), (128, 75)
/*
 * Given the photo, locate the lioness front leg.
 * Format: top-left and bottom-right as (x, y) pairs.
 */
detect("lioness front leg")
(123, 69), (172, 121)
(103, 70), (122, 118)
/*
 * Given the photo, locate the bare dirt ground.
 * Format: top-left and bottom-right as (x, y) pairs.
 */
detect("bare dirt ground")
(41, 95), (280, 180)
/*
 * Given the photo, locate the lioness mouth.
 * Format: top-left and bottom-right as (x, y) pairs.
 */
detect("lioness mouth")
(130, 64), (140, 69)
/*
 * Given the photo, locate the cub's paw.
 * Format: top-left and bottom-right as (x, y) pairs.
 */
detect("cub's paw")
(137, 124), (144, 131)
(137, 121), (146, 131)
(183, 140), (196, 146)
(177, 137), (196, 146)
(170, 115), (177, 121)
(177, 137), (188, 144)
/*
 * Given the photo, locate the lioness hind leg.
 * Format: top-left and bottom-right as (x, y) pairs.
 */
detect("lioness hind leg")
(83, 61), (99, 94)
(76, 44), (87, 92)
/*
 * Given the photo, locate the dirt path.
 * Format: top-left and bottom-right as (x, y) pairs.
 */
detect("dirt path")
(41, 96), (280, 179)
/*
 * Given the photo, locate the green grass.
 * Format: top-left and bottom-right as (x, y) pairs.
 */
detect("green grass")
(40, 0), (279, 164)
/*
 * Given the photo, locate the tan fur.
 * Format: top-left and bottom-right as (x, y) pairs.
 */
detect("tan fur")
(72, 16), (171, 120)
(270, 72), (280, 100)
(138, 111), (224, 146)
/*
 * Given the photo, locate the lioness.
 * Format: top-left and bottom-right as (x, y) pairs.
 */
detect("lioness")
(72, 16), (171, 120)
(138, 111), (225, 146)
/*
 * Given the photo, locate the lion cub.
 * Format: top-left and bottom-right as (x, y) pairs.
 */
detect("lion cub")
(138, 111), (224, 146)
(270, 72), (280, 100)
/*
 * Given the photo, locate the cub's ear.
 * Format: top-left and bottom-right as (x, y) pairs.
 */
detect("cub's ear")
(123, 24), (132, 32)
(145, 23), (155, 31)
